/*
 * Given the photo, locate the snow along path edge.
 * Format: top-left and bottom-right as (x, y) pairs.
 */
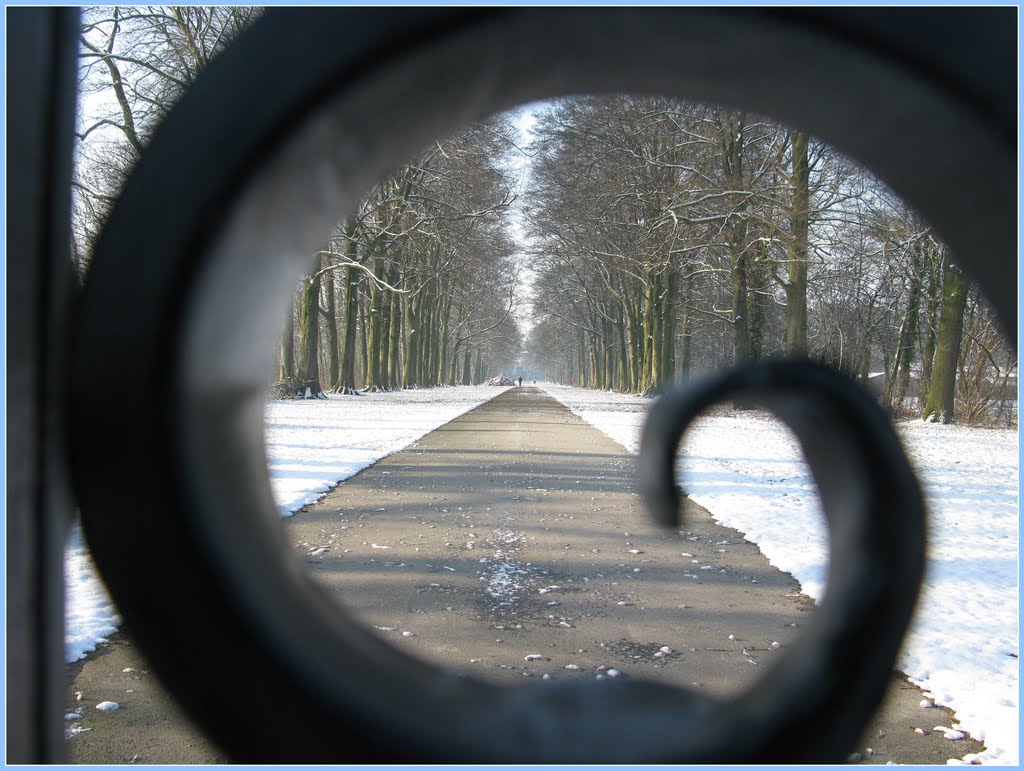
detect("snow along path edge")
(538, 382), (1019, 767)
(64, 385), (511, 663)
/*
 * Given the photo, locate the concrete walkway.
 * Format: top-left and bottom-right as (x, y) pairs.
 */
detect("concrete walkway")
(65, 387), (982, 764)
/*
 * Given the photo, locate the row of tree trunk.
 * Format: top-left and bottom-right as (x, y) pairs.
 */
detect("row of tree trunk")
(524, 97), (1003, 424)
(277, 252), (502, 398)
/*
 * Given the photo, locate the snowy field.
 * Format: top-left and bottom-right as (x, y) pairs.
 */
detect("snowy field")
(64, 381), (1017, 764)
(263, 385), (511, 515)
(541, 382), (1019, 767)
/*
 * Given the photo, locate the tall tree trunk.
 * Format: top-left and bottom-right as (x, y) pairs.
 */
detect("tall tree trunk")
(749, 246), (767, 363)
(660, 267), (677, 385)
(884, 243), (923, 411)
(731, 244), (757, 410)
(279, 290), (295, 382)
(364, 260), (385, 390)
(601, 315), (614, 389)
(449, 339), (461, 386)
(474, 349), (484, 384)
(888, 288), (921, 411)
(677, 271), (693, 381)
(616, 317), (629, 391)
(359, 297), (369, 386)
(419, 298), (436, 384)
(338, 258), (361, 395)
(642, 274), (661, 394)
(587, 333), (598, 389)
(581, 327), (589, 387)
(437, 299), (450, 385)
(918, 244), (941, 403)
(296, 255), (324, 398)
(323, 265), (340, 391)
(719, 110), (753, 376)
(622, 292), (642, 392)
(388, 283), (403, 388)
(732, 246), (751, 366)
(404, 293), (419, 388)
(462, 348), (472, 386)
(378, 282), (393, 390)
(785, 130), (810, 354)
(922, 253), (969, 423)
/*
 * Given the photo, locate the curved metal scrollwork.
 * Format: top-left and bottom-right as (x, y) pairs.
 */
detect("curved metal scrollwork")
(638, 360), (926, 761)
(65, 7), (1011, 765)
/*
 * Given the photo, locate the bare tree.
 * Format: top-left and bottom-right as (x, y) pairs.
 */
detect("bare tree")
(922, 250), (969, 423)
(522, 93), (1014, 426)
(73, 6), (261, 272)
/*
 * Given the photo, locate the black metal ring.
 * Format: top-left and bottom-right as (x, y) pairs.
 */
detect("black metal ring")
(68, 8), (1014, 762)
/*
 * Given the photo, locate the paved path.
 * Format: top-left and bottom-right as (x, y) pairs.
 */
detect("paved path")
(65, 387), (983, 764)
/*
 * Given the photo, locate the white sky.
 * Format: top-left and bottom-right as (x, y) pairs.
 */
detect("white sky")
(506, 102), (546, 343)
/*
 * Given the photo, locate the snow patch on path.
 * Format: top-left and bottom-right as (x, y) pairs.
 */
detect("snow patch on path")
(481, 526), (534, 610)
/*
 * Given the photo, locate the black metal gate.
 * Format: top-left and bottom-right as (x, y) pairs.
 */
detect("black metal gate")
(7, 7), (1015, 763)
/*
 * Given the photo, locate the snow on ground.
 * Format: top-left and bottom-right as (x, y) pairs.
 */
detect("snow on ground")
(540, 382), (1019, 766)
(64, 522), (121, 663)
(63, 385), (508, 663)
(264, 386), (510, 515)
(62, 379), (1018, 764)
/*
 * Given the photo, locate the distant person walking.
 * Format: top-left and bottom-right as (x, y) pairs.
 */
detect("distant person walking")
(518, 376), (523, 387)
